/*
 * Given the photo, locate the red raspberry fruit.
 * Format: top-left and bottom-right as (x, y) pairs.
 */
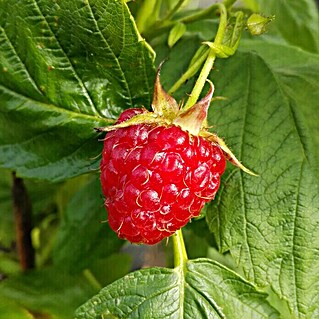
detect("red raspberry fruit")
(98, 70), (255, 245)
(100, 109), (226, 245)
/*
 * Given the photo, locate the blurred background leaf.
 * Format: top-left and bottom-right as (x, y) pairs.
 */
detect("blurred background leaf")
(256, 0), (319, 53)
(52, 176), (123, 274)
(0, 297), (34, 319)
(0, 267), (98, 319)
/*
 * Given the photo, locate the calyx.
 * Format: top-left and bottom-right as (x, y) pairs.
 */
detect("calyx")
(97, 69), (256, 176)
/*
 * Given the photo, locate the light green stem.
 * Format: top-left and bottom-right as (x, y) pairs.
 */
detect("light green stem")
(183, 51), (217, 110)
(144, 0), (236, 40)
(163, 0), (188, 21)
(223, 0), (237, 8)
(168, 49), (209, 95)
(179, 3), (220, 24)
(172, 229), (188, 268)
(183, 3), (228, 110)
(83, 269), (102, 291)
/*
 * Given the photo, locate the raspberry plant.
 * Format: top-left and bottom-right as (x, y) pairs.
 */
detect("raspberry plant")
(0, 0), (319, 319)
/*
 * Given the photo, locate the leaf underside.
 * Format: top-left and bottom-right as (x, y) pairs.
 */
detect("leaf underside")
(52, 177), (123, 274)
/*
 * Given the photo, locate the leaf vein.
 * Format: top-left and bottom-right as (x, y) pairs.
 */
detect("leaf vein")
(187, 283), (225, 318)
(86, 0), (133, 108)
(0, 26), (44, 97)
(32, 0), (101, 116)
(239, 55), (255, 280)
(289, 160), (304, 318)
(0, 84), (114, 123)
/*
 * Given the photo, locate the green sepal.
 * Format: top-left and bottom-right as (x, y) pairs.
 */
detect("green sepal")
(97, 71), (256, 177)
(204, 42), (237, 58)
(95, 112), (169, 132)
(222, 11), (245, 48)
(173, 81), (214, 135)
(247, 13), (275, 36)
(204, 11), (244, 59)
(152, 67), (180, 119)
(168, 22), (187, 48)
(201, 131), (258, 176)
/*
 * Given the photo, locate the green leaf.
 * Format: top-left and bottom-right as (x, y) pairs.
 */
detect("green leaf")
(89, 253), (132, 287)
(241, 0), (259, 11)
(0, 267), (97, 319)
(168, 22), (187, 48)
(75, 259), (279, 319)
(256, 0), (319, 53)
(246, 13), (275, 36)
(52, 176), (123, 273)
(206, 41), (319, 318)
(239, 39), (319, 179)
(0, 297), (33, 319)
(0, 0), (155, 181)
(0, 253), (21, 276)
(152, 16), (319, 316)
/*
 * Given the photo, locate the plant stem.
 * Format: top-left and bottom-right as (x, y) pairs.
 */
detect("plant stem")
(223, 0), (237, 8)
(183, 52), (216, 110)
(83, 269), (102, 291)
(183, 3), (228, 110)
(163, 0), (188, 21)
(144, 0), (236, 40)
(180, 3), (219, 24)
(168, 49), (209, 95)
(172, 229), (188, 268)
(179, 0), (236, 24)
(144, 4), (219, 40)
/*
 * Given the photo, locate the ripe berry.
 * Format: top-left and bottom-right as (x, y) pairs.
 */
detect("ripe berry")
(99, 71), (254, 245)
(100, 119), (226, 244)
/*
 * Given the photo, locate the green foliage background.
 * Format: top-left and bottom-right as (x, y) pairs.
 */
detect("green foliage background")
(0, 0), (318, 318)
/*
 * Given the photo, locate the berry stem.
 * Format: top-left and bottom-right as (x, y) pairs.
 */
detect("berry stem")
(172, 229), (188, 268)
(183, 3), (228, 111)
(168, 50), (209, 95)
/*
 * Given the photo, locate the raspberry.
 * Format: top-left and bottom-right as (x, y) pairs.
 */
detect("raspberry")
(99, 71), (255, 245)
(100, 112), (226, 245)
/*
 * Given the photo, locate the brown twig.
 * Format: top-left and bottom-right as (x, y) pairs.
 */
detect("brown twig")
(12, 172), (35, 271)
